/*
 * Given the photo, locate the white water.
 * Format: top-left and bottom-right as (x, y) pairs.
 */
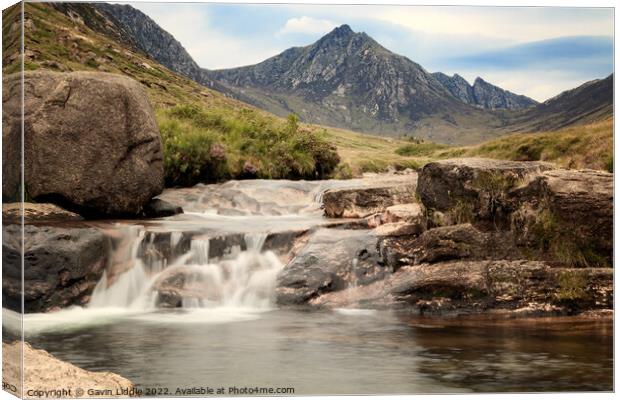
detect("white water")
(12, 177), (417, 335)
(11, 225), (284, 335)
(88, 226), (280, 310)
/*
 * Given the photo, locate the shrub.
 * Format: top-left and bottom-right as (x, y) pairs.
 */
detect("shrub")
(157, 105), (340, 186)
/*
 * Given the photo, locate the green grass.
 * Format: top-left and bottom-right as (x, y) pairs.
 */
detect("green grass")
(158, 105), (339, 186)
(4, 2), (613, 188)
(432, 119), (613, 171)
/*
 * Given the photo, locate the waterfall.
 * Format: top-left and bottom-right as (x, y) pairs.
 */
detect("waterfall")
(88, 227), (283, 311)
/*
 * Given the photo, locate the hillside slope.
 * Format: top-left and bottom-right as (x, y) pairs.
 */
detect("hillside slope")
(2, 2), (423, 177)
(44, 3), (612, 146)
(501, 74), (613, 132)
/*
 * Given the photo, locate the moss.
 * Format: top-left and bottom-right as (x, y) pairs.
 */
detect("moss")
(448, 200), (475, 224)
(555, 270), (590, 303)
(415, 285), (487, 301)
(332, 163), (354, 179)
(472, 170), (517, 196)
(605, 154), (613, 173)
(531, 208), (608, 267)
(23, 61), (39, 71)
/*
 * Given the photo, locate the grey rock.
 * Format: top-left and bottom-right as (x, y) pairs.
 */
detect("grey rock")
(2, 224), (110, 313)
(143, 199), (184, 218)
(276, 229), (387, 305)
(2, 202), (83, 224)
(2, 71), (164, 216)
(379, 223), (522, 270)
(511, 169), (613, 266)
(416, 158), (554, 221)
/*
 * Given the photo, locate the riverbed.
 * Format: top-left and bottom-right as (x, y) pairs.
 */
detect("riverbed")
(2, 174), (614, 394)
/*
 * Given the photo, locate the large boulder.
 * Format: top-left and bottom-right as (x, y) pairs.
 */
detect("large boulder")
(416, 158), (554, 225)
(2, 71), (164, 216)
(276, 229), (387, 305)
(2, 224), (110, 312)
(511, 169), (613, 267)
(311, 260), (613, 315)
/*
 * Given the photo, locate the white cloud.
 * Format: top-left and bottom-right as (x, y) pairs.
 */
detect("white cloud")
(375, 6), (614, 43)
(130, 3), (283, 69)
(279, 16), (340, 35)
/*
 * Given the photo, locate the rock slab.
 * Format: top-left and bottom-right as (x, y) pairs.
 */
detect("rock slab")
(2, 342), (133, 398)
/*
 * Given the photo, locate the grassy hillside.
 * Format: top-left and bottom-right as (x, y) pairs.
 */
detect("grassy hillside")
(396, 119), (613, 172)
(3, 2), (424, 180)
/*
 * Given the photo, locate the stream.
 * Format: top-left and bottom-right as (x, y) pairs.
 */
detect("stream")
(2, 175), (613, 394)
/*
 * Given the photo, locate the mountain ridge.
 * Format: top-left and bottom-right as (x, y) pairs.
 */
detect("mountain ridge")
(432, 72), (538, 110)
(47, 4), (612, 144)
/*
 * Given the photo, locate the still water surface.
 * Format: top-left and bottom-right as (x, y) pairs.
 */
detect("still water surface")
(20, 310), (613, 394)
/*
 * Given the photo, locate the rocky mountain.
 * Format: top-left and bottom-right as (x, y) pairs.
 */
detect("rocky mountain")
(210, 24), (509, 141)
(432, 72), (538, 110)
(51, 2), (221, 89)
(504, 74), (613, 132)
(45, 3), (613, 144)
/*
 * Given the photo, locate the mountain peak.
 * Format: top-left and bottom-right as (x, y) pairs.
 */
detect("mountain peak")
(474, 77), (487, 85)
(332, 24), (353, 35)
(323, 24), (355, 41)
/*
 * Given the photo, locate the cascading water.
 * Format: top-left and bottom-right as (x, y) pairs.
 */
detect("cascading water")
(87, 225), (282, 312)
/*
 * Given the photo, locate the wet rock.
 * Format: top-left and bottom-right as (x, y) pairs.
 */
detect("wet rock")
(416, 158), (554, 225)
(312, 260), (613, 315)
(2, 71), (164, 216)
(143, 198), (183, 218)
(511, 169), (613, 266)
(323, 184), (417, 218)
(2, 224), (110, 312)
(276, 229), (386, 305)
(2, 202), (82, 224)
(2, 342), (133, 398)
(379, 223), (522, 269)
(153, 265), (223, 308)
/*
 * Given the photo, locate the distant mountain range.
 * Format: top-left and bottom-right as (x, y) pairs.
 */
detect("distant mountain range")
(52, 3), (612, 144)
(432, 72), (537, 110)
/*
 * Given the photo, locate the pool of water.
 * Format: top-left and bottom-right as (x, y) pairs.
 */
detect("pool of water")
(9, 309), (613, 395)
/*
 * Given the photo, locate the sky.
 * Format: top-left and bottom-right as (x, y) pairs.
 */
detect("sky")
(127, 2), (614, 101)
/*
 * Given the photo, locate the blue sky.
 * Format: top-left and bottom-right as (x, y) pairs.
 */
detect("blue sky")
(128, 2), (613, 101)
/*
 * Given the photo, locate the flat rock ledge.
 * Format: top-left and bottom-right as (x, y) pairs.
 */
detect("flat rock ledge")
(309, 260), (613, 316)
(2, 342), (133, 398)
(322, 175), (417, 218)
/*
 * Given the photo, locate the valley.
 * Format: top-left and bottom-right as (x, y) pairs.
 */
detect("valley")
(1, 2), (614, 397)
